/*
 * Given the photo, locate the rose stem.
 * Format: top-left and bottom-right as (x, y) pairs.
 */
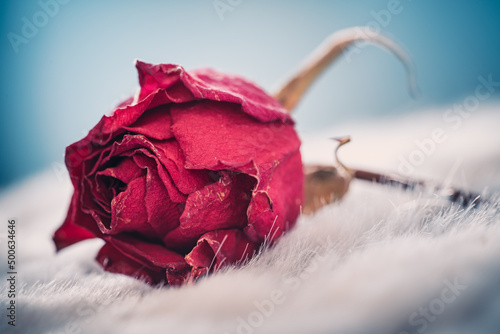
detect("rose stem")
(352, 169), (483, 206)
(332, 137), (483, 207)
(273, 27), (484, 207)
(272, 26), (419, 111)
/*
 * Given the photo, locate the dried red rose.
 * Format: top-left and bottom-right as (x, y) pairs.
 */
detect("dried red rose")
(53, 61), (303, 285)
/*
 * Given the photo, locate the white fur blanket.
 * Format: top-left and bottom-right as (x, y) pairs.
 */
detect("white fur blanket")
(1, 106), (500, 334)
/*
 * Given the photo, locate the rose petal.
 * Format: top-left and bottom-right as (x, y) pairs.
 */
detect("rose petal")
(187, 267), (209, 283)
(245, 150), (303, 243)
(123, 104), (174, 140)
(104, 176), (157, 239)
(185, 229), (258, 274)
(136, 63), (185, 101)
(53, 191), (97, 251)
(103, 235), (188, 273)
(170, 101), (300, 174)
(92, 175), (124, 215)
(65, 88), (176, 164)
(162, 172), (255, 250)
(93, 149), (181, 239)
(136, 61), (292, 123)
(96, 242), (165, 285)
(97, 91), (173, 142)
(90, 135), (187, 203)
(130, 146), (188, 203)
(144, 165), (183, 238)
(188, 68), (291, 123)
(104, 138), (206, 196)
(151, 139), (212, 195)
(97, 157), (144, 184)
(115, 96), (134, 109)
(93, 158), (142, 213)
(165, 268), (191, 286)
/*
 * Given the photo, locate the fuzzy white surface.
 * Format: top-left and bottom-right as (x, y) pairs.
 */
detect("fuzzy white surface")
(1, 105), (500, 334)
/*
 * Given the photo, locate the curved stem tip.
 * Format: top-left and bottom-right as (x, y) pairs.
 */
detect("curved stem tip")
(272, 26), (419, 112)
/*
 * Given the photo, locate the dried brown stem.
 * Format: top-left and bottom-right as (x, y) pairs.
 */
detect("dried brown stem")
(281, 27), (484, 212)
(302, 137), (485, 214)
(351, 168), (483, 207)
(331, 138), (482, 206)
(304, 163), (483, 210)
(272, 27), (418, 112)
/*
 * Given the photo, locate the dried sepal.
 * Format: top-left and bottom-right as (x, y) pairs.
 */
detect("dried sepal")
(303, 164), (351, 215)
(302, 137), (353, 215)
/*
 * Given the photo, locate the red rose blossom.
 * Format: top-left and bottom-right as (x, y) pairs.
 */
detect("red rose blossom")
(53, 61), (303, 285)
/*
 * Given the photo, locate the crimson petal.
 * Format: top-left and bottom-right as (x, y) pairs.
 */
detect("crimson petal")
(162, 172), (254, 250)
(149, 139), (212, 195)
(93, 135), (187, 203)
(170, 101), (300, 173)
(245, 150), (304, 243)
(185, 229), (258, 276)
(53, 191), (97, 251)
(104, 176), (157, 239)
(123, 104), (174, 140)
(136, 61), (292, 123)
(97, 157), (144, 184)
(144, 165), (183, 238)
(103, 235), (189, 281)
(96, 243), (165, 285)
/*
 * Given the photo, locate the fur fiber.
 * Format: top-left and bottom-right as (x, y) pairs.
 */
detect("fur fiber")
(1, 106), (500, 334)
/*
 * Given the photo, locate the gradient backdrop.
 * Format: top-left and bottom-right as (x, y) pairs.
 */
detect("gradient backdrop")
(1, 0), (499, 188)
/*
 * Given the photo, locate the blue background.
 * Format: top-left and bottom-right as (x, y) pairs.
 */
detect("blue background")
(1, 0), (500, 188)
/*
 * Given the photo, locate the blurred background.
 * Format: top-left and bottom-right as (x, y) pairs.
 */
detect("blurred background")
(1, 0), (499, 188)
